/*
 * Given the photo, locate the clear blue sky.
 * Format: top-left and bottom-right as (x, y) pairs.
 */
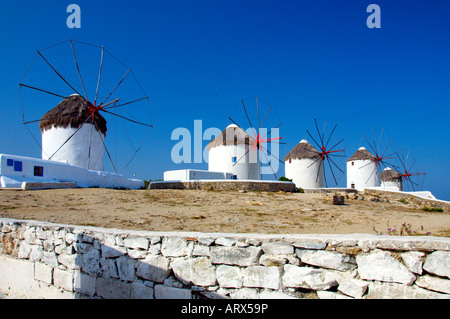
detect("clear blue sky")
(0, 1), (449, 200)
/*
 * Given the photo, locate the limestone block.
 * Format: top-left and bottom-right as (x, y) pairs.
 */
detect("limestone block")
(130, 280), (154, 299)
(297, 249), (355, 271)
(401, 251), (425, 275)
(127, 248), (147, 259)
(161, 237), (190, 257)
(123, 236), (149, 250)
(259, 254), (289, 267)
(148, 243), (161, 255)
(154, 284), (192, 299)
(80, 247), (101, 276)
(101, 244), (127, 258)
(215, 237), (236, 247)
(259, 289), (297, 299)
(136, 255), (171, 283)
(261, 242), (294, 255)
(243, 266), (282, 290)
(171, 257), (216, 287)
(96, 277), (131, 299)
(291, 241), (327, 250)
(229, 287), (259, 299)
(116, 255), (136, 282)
(18, 241), (31, 259)
(29, 245), (44, 262)
(356, 250), (416, 285)
(23, 227), (37, 244)
(34, 262), (53, 284)
(415, 275), (450, 295)
(423, 251), (450, 279)
(210, 246), (262, 266)
(282, 264), (338, 290)
(216, 265), (243, 288)
(337, 278), (368, 298)
(42, 251), (58, 268)
(100, 257), (119, 278)
(192, 244), (210, 257)
(58, 253), (80, 270)
(366, 281), (449, 299)
(73, 270), (96, 297)
(53, 268), (74, 292)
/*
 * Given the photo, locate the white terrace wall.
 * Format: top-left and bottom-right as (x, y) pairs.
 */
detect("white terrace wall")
(0, 218), (449, 299)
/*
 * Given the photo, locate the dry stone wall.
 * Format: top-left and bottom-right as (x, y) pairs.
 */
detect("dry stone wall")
(150, 180), (296, 193)
(364, 189), (450, 211)
(0, 217), (449, 299)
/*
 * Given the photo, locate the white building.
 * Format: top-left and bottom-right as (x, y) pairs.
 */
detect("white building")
(206, 124), (259, 180)
(347, 147), (380, 191)
(163, 169), (232, 182)
(284, 139), (324, 189)
(0, 94), (144, 189)
(380, 167), (402, 191)
(40, 94), (106, 171)
(0, 154), (143, 189)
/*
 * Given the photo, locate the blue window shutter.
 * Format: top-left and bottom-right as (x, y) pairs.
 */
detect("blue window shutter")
(14, 161), (23, 172)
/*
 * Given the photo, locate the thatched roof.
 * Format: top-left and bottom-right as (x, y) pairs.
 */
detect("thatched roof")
(380, 167), (402, 182)
(284, 139), (321, 161)
(206, 124), (255, 151)
(40, 94), (107, 135)
(347, 147), (374, 162)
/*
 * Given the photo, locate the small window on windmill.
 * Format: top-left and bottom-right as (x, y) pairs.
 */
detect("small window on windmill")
(6, 159), (14, 167)
(14, 161), (22, 172)
(351, 162), (354, 166)
(289, 159), (291, 164)
(34, 166), (44, 177)
(232, 157), (237, 163)
(232, 175), (237, 180)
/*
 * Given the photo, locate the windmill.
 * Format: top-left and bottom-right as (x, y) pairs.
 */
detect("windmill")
(302, 119), (345, 187)
(361, 128), (397, 182)
(395, 149), (426, 191)
(347, 128), (397, 191)
(225, 98), (284, 180)
(19, 39), (152, 175)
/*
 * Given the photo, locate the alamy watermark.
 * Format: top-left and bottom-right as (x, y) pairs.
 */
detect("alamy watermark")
(67, 4), (81, 29)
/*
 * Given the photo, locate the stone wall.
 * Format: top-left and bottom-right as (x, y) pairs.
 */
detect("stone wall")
(0, 218), (449, 299)
(150, 180), (296, 193)
(364, 189), (450, 211)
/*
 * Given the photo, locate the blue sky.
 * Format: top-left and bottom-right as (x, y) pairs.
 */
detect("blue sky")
(0, 1), (449, 200)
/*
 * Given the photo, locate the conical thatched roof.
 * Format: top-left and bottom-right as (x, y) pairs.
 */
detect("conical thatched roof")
(40, 94), (107, 135)
(347, 147), (374, 162)
(380, 167), (402, 182)
(284, 139), (321, 161)
(206, 124), (255, 151)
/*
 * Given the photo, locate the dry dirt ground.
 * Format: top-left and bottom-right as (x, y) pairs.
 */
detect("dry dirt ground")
(0, 188), (449, 237)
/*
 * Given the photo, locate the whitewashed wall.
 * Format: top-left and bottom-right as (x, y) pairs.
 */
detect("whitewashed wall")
(0, 154), (143, 189)
(164, 169), (233, 182)
(41, 124), (104, 171)
(285, 158), (324, 189)
(347, 159), (380, 191)
(208, 145), (259, 180)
